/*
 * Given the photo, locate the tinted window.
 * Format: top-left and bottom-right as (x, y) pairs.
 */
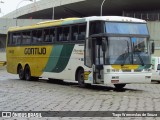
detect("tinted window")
(71, 26), (78, 41)
(105, 22), (149, 35)
(57, 27), (70, 42)
(57, 27), (63, 41)
(50, 28), (56, 42)
(78, 25), (86, 40)
(90, 21), (102, 35)
(44, 29), (51, 42)
(71, 24), (86, 41)
(13, 32), (21, 45)
(22, 31), (31, 45)
(63, 27), (70, 41)
(32, 30), (43, 44)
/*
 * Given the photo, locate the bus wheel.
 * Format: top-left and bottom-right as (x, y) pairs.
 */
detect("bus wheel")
(114, 84), (126, 90)
(18, 65), (25, 80)
(77, 69), (86, 88)
(24, 65), (32, 81)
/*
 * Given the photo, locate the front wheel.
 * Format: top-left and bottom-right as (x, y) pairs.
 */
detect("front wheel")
(77, 69), (86, 88)
(24, 65), (32, 81)
(114, 84), (126, 90)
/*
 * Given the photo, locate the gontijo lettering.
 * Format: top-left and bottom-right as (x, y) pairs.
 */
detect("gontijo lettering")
(24, 48), (46, 55)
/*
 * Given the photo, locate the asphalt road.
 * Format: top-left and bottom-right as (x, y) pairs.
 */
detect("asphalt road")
(0, 67), (160, 120)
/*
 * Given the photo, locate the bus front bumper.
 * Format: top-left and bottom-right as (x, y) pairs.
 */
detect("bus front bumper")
(104, 73), (152, 84)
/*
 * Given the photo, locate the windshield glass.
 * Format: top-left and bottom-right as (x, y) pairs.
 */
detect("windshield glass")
(105, 37), (150, 65)
(105, 22), (149, 35)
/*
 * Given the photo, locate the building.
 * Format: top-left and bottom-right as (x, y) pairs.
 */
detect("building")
(1, 0), (160, 56)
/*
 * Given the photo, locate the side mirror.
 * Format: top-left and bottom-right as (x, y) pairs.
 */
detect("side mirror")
(102, 37), (107, 52)
(151, 42), (155, 54)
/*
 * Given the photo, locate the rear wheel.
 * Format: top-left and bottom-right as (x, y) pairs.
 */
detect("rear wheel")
(24, 65), (32, 81)
(114, 84), (126, 90)
(18, 65), (25, 80)
(77, 69), (86, 88)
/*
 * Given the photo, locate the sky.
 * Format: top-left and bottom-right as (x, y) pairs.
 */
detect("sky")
(0, 0), (40, 17)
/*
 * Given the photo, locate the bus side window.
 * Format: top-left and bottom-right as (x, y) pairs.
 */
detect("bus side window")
(37, 30), (43, 43)
(44, 29), (51, 43)
(13, 33), (21, 45)
(50, 28), (56, 42)
(22, 31), (31, 45)
(78, 24), (86, 40)
(63, 27), (70, 41)
(57, 27), (63, 41)
(32, 30), (37, 43)
(32, 30), (43, 44)
(71, 26), (78, 41)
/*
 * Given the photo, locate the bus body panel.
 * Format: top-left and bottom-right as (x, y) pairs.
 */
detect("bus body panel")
(6, 45), (53, 76)
(85, 65), (152, 84)
(41, 44), (90, 80)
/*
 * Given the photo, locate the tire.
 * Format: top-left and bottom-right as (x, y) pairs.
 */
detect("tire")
(24, 65), (32, 81)
(114, 84), (126, 90)
(18, 65), (25, 80)
(77, 69), (86, 88)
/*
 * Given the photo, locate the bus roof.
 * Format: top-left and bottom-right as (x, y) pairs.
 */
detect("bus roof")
(8, 16), (146, 32)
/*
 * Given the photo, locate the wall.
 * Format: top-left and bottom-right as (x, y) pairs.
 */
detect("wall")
(147, 22), (160, 56)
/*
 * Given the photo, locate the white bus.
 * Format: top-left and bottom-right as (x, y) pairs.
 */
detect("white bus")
(6, 16), (154, 89)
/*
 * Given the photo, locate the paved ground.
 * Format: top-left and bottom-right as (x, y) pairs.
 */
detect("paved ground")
(0, 67), (160, 120)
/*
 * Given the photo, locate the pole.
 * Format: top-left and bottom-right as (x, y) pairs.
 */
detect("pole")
(100, 0), (106, 16)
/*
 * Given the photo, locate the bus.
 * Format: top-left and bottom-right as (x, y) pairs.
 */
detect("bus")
(6, 16), (154, 89)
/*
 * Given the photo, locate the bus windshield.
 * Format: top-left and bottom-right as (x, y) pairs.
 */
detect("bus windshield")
(105, 22), (149, 35)
(105, 37), (150, 65)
